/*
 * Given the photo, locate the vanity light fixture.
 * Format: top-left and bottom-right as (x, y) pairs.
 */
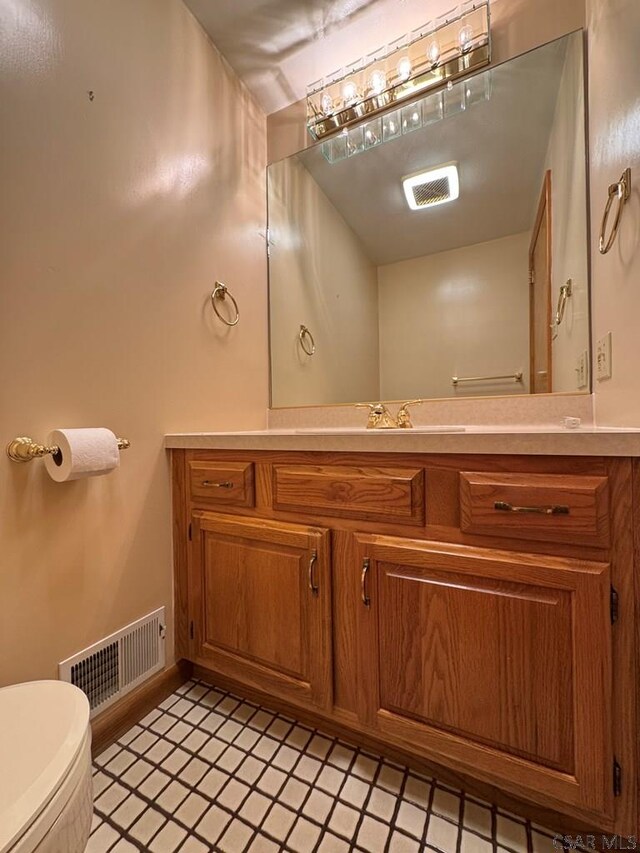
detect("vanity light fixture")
(403, 163), (460, 211)
(321, 71), (491, 164)
(306, 1), (490, 140)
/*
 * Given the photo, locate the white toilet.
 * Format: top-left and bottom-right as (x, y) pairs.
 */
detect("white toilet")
(0, 681), (93, 853)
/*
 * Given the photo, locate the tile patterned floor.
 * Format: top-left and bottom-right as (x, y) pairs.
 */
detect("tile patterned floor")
(89, 680), (559, 853)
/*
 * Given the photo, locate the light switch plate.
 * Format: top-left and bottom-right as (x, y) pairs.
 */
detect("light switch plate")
(596, 332), (612, 381)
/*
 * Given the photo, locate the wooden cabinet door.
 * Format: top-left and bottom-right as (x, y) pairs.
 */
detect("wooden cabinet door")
(356, 534), (613, 822)
(190, 512), (332, 710)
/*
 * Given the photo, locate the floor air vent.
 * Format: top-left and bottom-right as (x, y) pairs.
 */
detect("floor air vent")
(59, 607), (166, 717)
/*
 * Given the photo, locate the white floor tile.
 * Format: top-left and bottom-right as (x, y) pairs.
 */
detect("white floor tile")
(426, 815), (459, 852)
(329, 802), (360, 839)
(217, 778), (250, 811)
(303, 789), (333, 823)
(148, 820), (188, 852)
(356, 815), (391, 853)
(174, 792), (209, 828)
(110, 794), (147, 830)
(129, 809), (166, 845)
(388, 830), (421, 853)
(496, 814), (529, 852)
(287, 816), (321, 852)
(340, 775), (369, 808)
(261, 802), (296, 841)
(195, 804), (231, 845)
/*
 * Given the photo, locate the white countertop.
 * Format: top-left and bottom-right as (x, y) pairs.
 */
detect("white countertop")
(164, 426), (640, 456)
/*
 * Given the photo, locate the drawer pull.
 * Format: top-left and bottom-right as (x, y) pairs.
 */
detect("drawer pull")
(494, 501), (570, 516)
(201, 480), (234, 489)
(308, 550), (319, 595)
(361, 557), (371, 607)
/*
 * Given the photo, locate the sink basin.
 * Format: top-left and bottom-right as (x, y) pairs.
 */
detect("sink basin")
(293, 426), (466, 435)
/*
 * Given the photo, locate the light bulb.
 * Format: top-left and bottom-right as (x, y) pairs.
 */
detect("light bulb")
(369, 69), (387, 96)
(427, 40), (440, 67)
(364, 124), (379, 146)
(389, 120), (396, 133)
(397, 56), (412, 81)
(342, 80), (358, 105)
(320, 93), (334, 115)
(459, 24), (473, 51)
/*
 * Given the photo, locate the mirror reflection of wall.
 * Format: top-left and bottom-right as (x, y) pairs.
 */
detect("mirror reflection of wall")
(268, 31), (589, 408)
(269, 157), (381, 407)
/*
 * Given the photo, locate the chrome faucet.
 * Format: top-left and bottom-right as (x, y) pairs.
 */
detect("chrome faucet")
(356, 400), (424, 429)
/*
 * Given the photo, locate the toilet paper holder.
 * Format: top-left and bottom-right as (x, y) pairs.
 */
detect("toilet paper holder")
(6, 435), (130, 463)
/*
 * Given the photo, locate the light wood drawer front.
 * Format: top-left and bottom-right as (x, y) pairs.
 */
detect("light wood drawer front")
(460, 472), (610, 547)
(273, 465), (425, 524)
(189, 462), (254, 507)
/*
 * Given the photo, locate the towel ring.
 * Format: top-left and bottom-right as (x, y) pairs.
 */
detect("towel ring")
(299, 324), (316, 356)
(599, 168), (631, 255)
(551, 279), (572, 340)
(210, 281), (239, 326)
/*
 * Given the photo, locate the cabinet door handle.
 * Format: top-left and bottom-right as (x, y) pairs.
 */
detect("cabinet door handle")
(361, 557), (371, 607)
(201, 480), (234, 489)
(494, 500), (569, 515)
(308, 550), (319, 595)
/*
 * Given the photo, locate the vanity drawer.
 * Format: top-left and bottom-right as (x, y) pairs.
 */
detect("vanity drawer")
(459, 472), (610, 547)
(272, 464), (425, 524)
(189, 461), (255, 507)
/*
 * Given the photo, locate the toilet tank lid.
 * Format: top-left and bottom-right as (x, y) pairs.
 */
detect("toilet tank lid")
(0, 680), (90, 853)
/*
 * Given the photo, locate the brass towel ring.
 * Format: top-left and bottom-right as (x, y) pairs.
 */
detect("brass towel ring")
(299, 324), (316, 356)
(551, 279), (572, 340)
(599, 168), (631, 255)
(211, 281), (239, 326)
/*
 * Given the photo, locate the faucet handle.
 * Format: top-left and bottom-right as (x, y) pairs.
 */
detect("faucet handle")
(355, 402), (396, 429)
(396, 399), (424, 429)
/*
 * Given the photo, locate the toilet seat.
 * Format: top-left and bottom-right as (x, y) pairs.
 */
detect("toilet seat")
(0, 681), (91, 853)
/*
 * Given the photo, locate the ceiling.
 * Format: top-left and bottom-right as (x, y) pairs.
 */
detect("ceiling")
(283, 36), (576, 265)
(183, 0), (459, 114)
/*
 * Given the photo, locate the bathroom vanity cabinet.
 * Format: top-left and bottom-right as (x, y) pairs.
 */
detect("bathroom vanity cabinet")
(171, 449), (639, 836)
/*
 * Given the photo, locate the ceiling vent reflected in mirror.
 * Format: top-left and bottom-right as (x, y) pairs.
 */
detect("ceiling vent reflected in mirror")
(403, 163), (460, 210)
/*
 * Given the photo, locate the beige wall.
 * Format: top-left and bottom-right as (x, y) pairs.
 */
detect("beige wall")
(544, 32), (590, 393)
(588, 0), (640, 426)
(269, 157), (379, 407)
(0, 0), (268, 685)
(378, 233), (530, 400)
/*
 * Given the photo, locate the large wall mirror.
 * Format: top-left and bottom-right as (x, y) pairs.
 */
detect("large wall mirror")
(268, 31), (589, 408)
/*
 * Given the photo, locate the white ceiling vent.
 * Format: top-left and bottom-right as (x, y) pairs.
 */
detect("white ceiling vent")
(403, 163), (459, 211)
(59, 607), (166, 718)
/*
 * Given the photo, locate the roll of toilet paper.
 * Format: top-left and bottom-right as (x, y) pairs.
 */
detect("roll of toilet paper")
(43, 428), (120, 482)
